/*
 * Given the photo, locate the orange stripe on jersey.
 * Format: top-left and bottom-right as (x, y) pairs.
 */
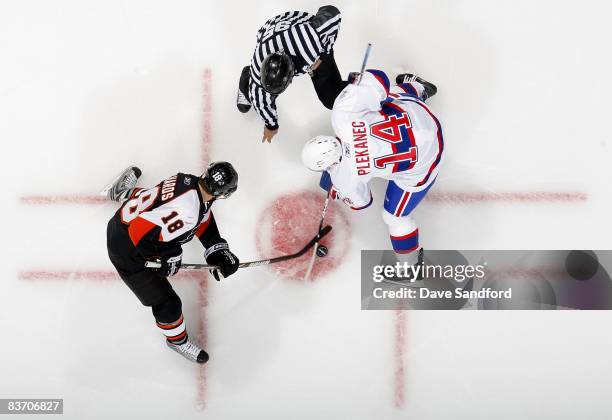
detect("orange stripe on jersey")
(156, 314), (184, 330)
(128, 217), (158, 246)
(195, 213), (213, 238)
(167, 330), (187, 342)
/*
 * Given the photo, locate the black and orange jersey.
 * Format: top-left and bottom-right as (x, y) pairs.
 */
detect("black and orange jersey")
(107, 173), (223, 270)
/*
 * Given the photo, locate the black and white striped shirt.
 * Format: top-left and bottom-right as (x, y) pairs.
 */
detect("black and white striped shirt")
(248, 8), (341, 129)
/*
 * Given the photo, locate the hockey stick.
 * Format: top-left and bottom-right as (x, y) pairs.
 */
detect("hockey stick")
(303, 191), (332, 281)
(144, 225), (333, 270)
(356, 43), (373, 85)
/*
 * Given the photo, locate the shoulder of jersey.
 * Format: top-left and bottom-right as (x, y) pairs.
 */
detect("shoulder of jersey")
(158, 173), (202, 211)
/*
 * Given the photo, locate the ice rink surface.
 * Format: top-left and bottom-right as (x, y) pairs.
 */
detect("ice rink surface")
(2, 0), (612, 418)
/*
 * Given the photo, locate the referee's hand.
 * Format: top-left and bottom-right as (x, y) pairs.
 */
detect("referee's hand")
(262, 126), (278, 143)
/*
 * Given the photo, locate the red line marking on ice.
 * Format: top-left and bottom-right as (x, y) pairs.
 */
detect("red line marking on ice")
(394, 309), (406, 408)
(196, 276), (208, 410)
(201, 68), (212, 170)
(196, 67), (213, 409)
(20, 190), (588, 206)
(20, 195), (107, 205)
(425, 191), (587, 204)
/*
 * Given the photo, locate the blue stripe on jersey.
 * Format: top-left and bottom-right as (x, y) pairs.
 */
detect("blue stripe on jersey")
(383, 180), (436, 217)
(390, 230), (419, 253)
(397, 83), (421, 98)
(366, 69), (390, 95)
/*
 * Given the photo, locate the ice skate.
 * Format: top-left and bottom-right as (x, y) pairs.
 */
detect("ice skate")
(381, 248), (425, 287)
(395, 73), (438, 100)
(166, 338), (209, 364)
(100, 166), (142, 203)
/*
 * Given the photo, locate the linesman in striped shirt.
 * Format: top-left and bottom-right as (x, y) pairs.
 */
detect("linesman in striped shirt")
(236, 6), (347, 143)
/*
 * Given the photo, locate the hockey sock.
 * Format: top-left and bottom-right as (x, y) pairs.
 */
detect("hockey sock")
(157, 313), (188, 345)
(390, 228), (419, 255)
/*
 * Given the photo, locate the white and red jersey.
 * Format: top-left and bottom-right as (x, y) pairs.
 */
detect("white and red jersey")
(327, 70), (444, 209)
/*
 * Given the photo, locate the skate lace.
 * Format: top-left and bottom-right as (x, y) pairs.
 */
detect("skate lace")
(179, 340), (202, 359)
(120, 172), (138, 189)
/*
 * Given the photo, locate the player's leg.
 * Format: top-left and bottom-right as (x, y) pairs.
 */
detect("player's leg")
(151, 290), (191, 346)
(382, 180), (436, 265)
(310, 49), (349, 109)
(394, 74), (438, 101)
(236, 66), (252, 113)
(113, 267), (209, 364)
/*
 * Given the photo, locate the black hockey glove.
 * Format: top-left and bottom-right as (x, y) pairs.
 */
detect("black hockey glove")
(310, 5), (340, 30)
(147, 250), (182, 277)
(205, 242), (239, 281)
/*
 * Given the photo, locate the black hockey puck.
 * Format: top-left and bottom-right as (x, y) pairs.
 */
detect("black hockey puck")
(316, 245), (328, 258)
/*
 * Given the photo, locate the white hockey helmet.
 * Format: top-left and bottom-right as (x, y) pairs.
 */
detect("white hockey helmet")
(301, 135), (342, 171)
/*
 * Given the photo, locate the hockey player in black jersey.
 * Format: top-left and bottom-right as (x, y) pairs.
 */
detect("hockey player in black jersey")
(236, 5), (348, 143)
(104, 163), (240, 364)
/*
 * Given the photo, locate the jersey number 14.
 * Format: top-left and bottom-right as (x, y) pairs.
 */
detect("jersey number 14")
(371, 112), (417, 172)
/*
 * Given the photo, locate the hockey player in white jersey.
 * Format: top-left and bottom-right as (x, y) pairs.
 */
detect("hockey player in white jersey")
(301, 69), (443, 263)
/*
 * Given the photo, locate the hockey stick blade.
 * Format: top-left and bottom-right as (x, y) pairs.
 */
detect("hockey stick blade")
(173, 225), (333, 270)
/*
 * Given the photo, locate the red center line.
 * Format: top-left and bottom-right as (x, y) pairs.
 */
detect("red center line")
(196, 275), (208, 410)
(201, 68), (213, 170)
(197, 67), (213, 409)
(394, 309), (406, 409)
(20, 195), (107, 205)
(425, 191), (588, 204)
(19, 190), (588, 206)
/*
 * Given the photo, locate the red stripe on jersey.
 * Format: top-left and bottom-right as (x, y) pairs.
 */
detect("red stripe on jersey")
(156, 314), (184, 330)
(409, 100), (443, 187)
(128, 217), (158, 246)
(129, 188), (143, 199)
(378, 108), (401, 172)
(195, 213), (213, 238)
(391, 229), (419, 241)
(395, 192), (410, 217)
(167, 330), (187, 342)
(350, 194), (373, 210)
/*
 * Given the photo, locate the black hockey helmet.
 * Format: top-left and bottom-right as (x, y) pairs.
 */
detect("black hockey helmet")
(199, 161), (238, 199)
(261, 52), (295, 95)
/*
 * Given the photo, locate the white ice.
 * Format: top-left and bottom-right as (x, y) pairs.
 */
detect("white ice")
(2, 0), (612, 419)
